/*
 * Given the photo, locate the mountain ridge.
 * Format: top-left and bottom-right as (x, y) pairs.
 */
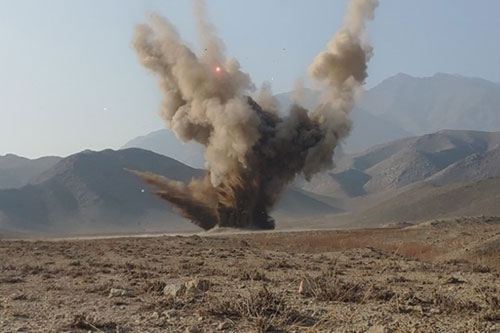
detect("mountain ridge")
(0, 154), (62, 189)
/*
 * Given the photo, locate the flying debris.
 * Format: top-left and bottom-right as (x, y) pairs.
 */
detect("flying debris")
(131, 0), (378, 230)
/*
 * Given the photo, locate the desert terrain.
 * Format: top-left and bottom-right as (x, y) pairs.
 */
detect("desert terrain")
(1, 216), (499, 333)
(2, 0), (500, 332)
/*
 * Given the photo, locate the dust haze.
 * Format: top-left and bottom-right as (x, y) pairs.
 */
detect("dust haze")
(132, 0), (378, 230)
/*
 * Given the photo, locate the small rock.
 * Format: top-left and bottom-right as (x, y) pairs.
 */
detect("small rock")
(298, 278), (314, 296)
(164, 309), (179, 319)
(429, 308), (441, 315)
(108, 288), (133, 298)
(218, 321), (231, 330)
(163, 283), (186, 297)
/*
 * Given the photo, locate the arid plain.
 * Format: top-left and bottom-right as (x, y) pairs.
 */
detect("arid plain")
(1, 216), (499, 332)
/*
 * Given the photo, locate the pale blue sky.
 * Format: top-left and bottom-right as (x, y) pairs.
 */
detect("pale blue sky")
(1, 0), (499, 158)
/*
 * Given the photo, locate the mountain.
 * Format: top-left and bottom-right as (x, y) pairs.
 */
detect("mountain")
(429, 143), (500, 185)
(346, 108), (413, 152)
(0, 148), (202, 235)
(0, 148), (338, 235)
(121, 129), (205, 168)
(273, 187), (342, 220)
(274, 89), (412, 153)
(324, 129), (500, 195)
(360, 73), (500, 135)
(278, 74), (500, 151)
(123, 73), (500, 159)
(298, 129), (500, 228)
(0, 154), (62, 189)
(334, 177), (500, 228)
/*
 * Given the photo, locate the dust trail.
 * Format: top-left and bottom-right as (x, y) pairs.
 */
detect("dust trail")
(132, 0), (378, 230)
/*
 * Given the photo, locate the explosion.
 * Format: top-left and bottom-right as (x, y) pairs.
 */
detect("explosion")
(132, 0), (378, 230)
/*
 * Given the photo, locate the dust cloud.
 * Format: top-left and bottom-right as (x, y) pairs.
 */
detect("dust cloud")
(131, 0), (378, 230)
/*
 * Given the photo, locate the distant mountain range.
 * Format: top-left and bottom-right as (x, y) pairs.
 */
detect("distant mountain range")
(0, 149), (201, 234)
(2, 72), (500, 235)
(333, 129), (500, 194)
(3, 129), (499, 235)
(274, 89), (414, 153)
(0, 148), (338, 235)
(359, 73), (500, 135)
(122, 130), (205, 168)
(300, 129), (500, 228)
(125, 73), (500, 159)
(0, 154), (61, 189)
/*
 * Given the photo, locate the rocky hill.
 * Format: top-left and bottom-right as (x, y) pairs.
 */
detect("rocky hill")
(302, 129), (500, 197)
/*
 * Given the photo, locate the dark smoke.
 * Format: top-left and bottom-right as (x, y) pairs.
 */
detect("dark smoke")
(132, 0), (378, 230)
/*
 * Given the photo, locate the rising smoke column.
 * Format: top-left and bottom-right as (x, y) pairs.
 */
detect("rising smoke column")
(132, 0), (378, 230)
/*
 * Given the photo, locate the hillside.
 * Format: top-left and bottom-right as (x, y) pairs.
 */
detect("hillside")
(314, 129), (500, 195)
(272, 187), (342, 220)
(0, 149), (338, 235)
(0, 154), (61, 189)
(337, 177), (500, 227)
(0, 149), (203, 235)
(121, 129), (205, 168)
(275, 89), (412, 152)
(360, 73), (500, 134)
(430, 144), (500, 185)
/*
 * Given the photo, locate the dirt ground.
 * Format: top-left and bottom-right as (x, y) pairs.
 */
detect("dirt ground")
(1, 217), (499, 332)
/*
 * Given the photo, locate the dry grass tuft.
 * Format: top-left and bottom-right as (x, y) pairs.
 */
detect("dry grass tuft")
(433, 293), (482, 314)
(205, 287), (314, 332)
(143, 280), (167, 294)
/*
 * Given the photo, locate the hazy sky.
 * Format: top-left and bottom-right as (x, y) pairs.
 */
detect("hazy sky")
(1, 0), (500, 158)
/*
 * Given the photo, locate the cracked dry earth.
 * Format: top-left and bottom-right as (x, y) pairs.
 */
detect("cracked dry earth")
(1, 219), (499, 332)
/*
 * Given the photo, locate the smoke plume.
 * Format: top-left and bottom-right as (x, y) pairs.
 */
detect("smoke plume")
(132, 0), (378, 230)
